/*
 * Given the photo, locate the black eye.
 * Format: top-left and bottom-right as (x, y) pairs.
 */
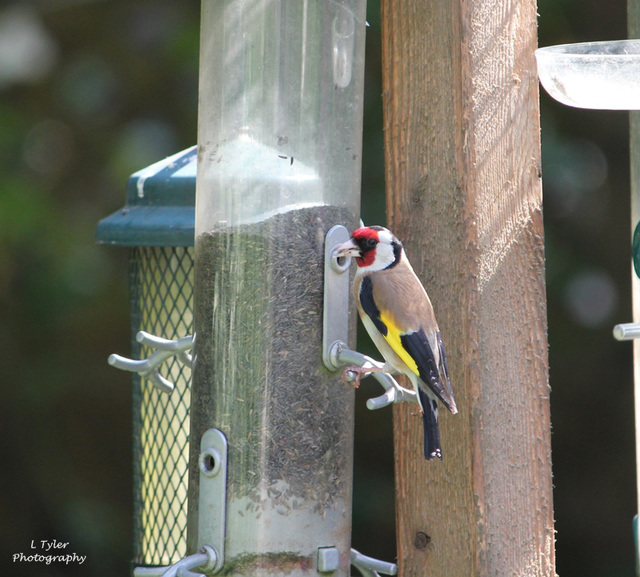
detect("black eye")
(357, 237), (377, 251)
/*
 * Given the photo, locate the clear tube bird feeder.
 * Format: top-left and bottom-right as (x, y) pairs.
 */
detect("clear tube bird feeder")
(189, 1), (367, 576)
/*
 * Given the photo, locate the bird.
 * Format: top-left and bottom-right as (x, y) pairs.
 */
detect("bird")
(333, 225), (457, 460)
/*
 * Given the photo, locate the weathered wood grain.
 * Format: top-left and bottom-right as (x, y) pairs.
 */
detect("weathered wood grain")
(381, 1), (555, 575)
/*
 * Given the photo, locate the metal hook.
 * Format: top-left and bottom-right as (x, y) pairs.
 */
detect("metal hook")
(351, 548), (397, 577)
(161, 545), (217, 577)
(613, 322), (640, 340)
(108, 332), (194, 394)
(132, 546), (217, 577)
(329, 341), (416, 409)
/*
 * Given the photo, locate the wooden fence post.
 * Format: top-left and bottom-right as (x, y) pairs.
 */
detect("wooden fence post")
(381, 1), (556, 576)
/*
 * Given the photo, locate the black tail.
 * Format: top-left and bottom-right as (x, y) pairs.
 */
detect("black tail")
(419, 388), (442, 460)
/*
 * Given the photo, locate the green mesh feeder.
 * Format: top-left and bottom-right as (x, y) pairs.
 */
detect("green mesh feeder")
(97, 146), (196, 570)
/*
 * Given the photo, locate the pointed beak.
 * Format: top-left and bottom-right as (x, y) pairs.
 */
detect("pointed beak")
(332, 238), (361, 259)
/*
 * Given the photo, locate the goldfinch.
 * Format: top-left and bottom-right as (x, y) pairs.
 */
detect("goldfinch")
(334, 225), (457, 460)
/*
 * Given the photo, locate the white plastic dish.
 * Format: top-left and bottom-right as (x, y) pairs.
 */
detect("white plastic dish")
(536, 39), (640, 110)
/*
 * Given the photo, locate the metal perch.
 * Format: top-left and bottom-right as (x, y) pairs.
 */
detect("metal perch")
(351, 548), (398, 577)
(327, 341), (417, 409)
(109, 333), (414, 410)
(108, 331), (193, 394)
(132, 545), (217, 577)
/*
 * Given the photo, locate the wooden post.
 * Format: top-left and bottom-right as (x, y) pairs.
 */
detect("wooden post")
(381, 1), (555, 576)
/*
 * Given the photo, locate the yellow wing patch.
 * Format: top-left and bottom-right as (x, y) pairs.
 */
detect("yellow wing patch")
(378, 310), (420, 376)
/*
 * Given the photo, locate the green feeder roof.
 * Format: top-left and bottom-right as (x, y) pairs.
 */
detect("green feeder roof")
(96, 145), (196, 247)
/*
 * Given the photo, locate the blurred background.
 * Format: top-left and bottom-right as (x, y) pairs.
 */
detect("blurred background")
(0, 0), (635, 576)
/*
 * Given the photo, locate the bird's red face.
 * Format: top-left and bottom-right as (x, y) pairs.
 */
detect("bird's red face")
(350, 227), (380, 267)
(333, 226), (386, 267)
(333, 225), (400, 271)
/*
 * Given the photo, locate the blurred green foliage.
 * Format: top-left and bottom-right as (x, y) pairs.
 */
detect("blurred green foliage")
(0, 1), (636, 576)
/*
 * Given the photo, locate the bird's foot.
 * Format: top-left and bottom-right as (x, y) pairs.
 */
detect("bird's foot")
(341, 365), (388, 388)
(341, 365), (364, 387)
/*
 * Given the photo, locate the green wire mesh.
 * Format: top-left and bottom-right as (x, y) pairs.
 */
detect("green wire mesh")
(130, 246), (193, 567)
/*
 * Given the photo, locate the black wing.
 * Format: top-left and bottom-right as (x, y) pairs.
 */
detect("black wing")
(401, 328), (457, 413)
(359, 276), (388, 336)
(436, 330), (457, 413)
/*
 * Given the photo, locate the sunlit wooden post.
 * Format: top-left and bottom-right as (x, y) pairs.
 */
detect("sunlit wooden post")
(381, 1), (556, 576)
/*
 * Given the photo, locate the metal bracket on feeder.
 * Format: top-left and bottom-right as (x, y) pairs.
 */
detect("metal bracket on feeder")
(196, 428), (228, 574)
(323, 224), (352, 370)
(350, 549), (398, 577)
(131, 429), (227, 577)
(613, 323), (640, 341)
(108, 331), (194, 394)
(323, 226), (416, 410)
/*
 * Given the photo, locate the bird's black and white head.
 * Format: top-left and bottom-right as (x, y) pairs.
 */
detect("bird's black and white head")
(334, 225), (403, 272)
